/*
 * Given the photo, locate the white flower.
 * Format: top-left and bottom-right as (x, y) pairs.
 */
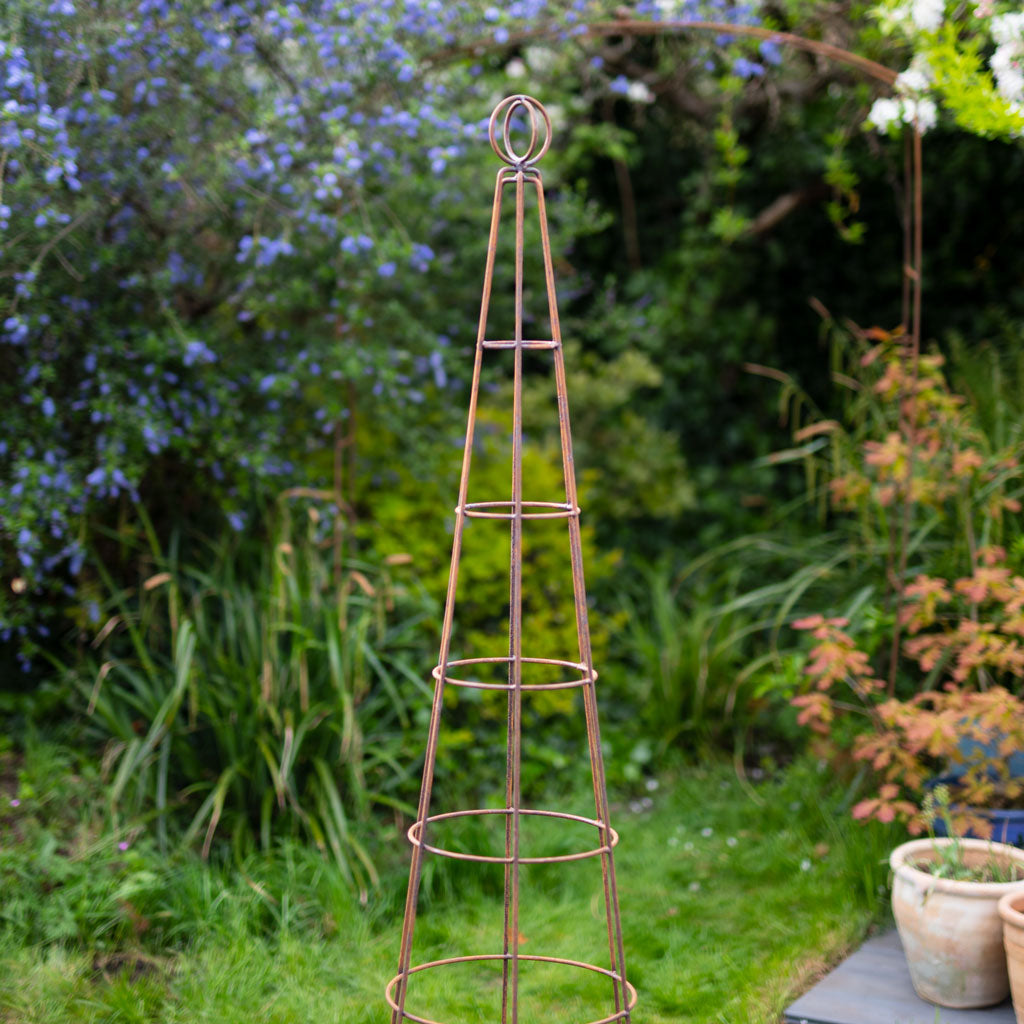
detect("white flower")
(645, 778), (659, 792)
(866, 97), (903, 133)
(896, 68), (930, 95)
(911, 0), (944, 30)
(800, 858), (812, 871)
(992, 44), (1024, 104)
(992, 12), (1024, 46)
(545, 103), (566, 132)
(688, 881), (701, 892)
(878, 1), (911, 34)
(1011, 100), (1024, 136)
(523, 45), (556, 72)
(726, 836), (738, 848)
(906, 96), (938, 131)
(865, 95), (938, 134)
(887, 2), (911, 21)
(505, 58), (526, 79)
(627, 80), (654, 104)
(700, 826), (713, 837)
(909, 52), (935, 81)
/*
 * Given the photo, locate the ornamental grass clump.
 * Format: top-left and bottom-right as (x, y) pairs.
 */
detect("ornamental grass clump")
(63, 500), (437, 896)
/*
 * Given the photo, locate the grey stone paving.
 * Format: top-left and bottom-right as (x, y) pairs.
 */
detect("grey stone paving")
(785, 929), (1016, 1024)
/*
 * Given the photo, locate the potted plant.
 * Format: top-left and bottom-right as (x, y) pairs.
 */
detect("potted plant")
(889, 786), (1024, 1008)
(791, 573), (1024, 1008)
(1000, 888), (1024, 1024)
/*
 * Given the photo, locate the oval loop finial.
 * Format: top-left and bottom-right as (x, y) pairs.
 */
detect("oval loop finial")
(488, 95), (551, 169)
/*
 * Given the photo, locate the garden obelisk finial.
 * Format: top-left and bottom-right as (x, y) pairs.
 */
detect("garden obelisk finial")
(488, 93), (552, 169)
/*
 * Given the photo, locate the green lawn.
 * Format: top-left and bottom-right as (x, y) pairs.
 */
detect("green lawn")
(0, 757), (896, 1023)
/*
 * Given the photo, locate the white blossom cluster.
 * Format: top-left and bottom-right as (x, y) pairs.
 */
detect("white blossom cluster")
(908, 0), (945, 30)
(879, 0), (946, 33)
(867, 4), (1024, 135)
(866, 57), (939, 134)
(990, 11), (1024, 109)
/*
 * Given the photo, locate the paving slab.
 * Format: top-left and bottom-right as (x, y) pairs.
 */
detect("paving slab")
(784, 929), (1016, 1024)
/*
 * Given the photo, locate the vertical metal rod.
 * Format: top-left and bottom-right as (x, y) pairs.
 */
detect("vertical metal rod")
(390, 169), (506, 1024)
(502, 166), (527, 1024)
(901, 130), (912, 337)
(886, 123), (925, 696)
(911, 124), (923, 368)
(534, 177), (630, 1020)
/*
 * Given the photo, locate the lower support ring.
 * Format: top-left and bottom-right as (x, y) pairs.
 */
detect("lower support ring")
(385, 953), (637, 1024)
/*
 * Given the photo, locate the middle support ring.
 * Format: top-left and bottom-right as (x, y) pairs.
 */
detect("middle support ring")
(431, 655), (597, 692)
(407, 807), (620, 864)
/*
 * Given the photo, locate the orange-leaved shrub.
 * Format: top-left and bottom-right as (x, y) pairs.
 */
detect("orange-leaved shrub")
(793, 551), (1024, 836)
(786, 324), (1024, 837)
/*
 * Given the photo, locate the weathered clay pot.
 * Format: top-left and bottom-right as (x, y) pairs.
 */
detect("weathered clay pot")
(999, 889), (1024, 1024)
(890, 837), (1024, 1008)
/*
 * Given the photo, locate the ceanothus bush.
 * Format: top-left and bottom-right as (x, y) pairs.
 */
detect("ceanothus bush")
(0, 0), (771, 665)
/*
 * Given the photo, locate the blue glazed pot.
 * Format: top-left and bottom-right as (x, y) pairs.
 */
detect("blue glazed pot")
(989, 809), (1024, 847)
(955, 733), (1024, 780)
(929, 773), (1024, 847)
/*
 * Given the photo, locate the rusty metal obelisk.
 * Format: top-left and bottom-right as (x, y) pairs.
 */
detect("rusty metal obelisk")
(386, 94), (635, 1024)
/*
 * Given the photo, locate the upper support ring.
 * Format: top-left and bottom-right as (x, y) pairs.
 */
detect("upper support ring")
(488, 95), (551, 169)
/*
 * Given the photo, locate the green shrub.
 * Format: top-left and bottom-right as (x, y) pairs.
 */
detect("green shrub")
(356, 408), (625, 799)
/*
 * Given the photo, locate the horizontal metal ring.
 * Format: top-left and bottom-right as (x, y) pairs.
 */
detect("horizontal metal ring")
(406, 807), (619, 865)
(386, 953), (637, 1024)
(432, 655), (597, 692)
(457, 500), (580, 520)
(480, 339), (560, 350)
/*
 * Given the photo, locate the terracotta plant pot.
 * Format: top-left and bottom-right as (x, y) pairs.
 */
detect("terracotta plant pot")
(1000, 889), (1024, 1024)
(890, 837), (1024, 1008)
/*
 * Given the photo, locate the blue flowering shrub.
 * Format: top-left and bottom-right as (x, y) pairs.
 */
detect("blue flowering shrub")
(0, 0), (506, 661)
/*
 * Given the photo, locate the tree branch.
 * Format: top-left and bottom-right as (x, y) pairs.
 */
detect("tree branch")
(745, 182), (828, 236)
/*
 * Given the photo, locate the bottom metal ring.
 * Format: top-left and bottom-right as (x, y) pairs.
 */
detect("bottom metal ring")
(385, 953), (637, 1024)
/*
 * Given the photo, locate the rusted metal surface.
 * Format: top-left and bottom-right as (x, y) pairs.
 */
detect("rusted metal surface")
(386, 94), (633, 1024)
